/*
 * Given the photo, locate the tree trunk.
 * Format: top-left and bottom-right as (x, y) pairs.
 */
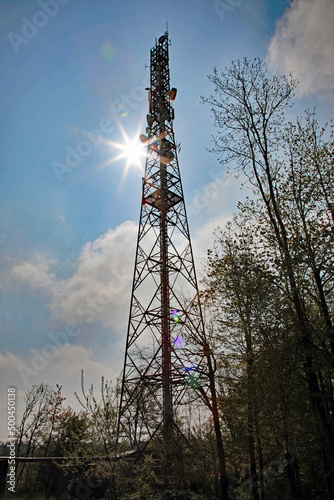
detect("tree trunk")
(245, 324), (260, 500)
(206, 347), (229, 500)
(255, 417), (265, 500)
(248, 422), (260, 500)
(285, 446), (302, 499)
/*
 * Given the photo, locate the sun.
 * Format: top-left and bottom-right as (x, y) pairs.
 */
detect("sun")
(96, 118), (146, 174)
(103, 133), (146, 173)
(89, 116), (147, 191)
(120, 136), (146, 169)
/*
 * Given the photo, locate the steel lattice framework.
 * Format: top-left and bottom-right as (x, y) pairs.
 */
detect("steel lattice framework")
(118, 31), (206, 448)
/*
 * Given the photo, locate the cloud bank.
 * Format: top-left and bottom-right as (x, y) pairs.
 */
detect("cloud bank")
(267, 0), (334, 99)
(0, 346), (115, 442)
(10, 221), (137, 330)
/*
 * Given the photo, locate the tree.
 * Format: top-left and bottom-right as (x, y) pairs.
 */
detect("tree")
(202, 58), (334, 497)
(15, 383), (64, 493)
(205, 223), (268, 500)
(75, 370), (119, 459)
(282, 111), (334, 365)
(203, 218), (312, 498)
(183, 319), (229, 499)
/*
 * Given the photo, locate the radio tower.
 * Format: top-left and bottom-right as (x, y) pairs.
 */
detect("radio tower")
(118, 31), (206, 449)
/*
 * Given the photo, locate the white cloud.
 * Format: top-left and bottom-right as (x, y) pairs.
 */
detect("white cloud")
(188, 173), (248, 222)
(267, 0), (334, 99)
(186, 172), (250, 276)
(9, 221), (137, 330)
(193, 214), (230, 255)
(0, 346), (115, 442)
(0, 351), (27, 386)
(11, 255), (57, 293)
(51, 221), (137, 329)
(0, 345), (106, 391)
(52, 344), (109, 378)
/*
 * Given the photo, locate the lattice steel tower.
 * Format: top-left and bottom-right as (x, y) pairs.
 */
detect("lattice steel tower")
(118, 31), (206, 448)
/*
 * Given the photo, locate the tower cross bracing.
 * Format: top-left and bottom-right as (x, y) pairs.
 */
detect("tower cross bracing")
(118, 31), (206, 448)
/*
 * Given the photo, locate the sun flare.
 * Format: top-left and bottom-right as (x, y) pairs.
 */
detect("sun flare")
(90, 116), (147, 192)
(99, 119), (146, 172)
(120, 137), (146, 169)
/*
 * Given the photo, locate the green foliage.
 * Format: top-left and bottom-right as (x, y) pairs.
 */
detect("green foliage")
(56, 408), (92, 457)
(202, 58), (334, 499)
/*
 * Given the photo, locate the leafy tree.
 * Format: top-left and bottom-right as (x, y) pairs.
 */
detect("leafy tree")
(75, 370), (119, 459)
(203, 58), (334, 496)
(74, 371), (121, 498)
(15, 382), (64, 493)
(55, 408), (92, 457)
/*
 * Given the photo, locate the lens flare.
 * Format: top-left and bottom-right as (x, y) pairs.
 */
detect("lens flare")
(101, 41), (116, 62)
(182, 361), (196, 373)
(186, 372), (199, 389)
(174, 336), (184, 348)
(172, 309), (179, 322)
(119, 136), (145, 168)
(93, 114), (146, 191)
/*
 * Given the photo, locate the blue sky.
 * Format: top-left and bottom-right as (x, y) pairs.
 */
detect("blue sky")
(1, 0), (334, 440)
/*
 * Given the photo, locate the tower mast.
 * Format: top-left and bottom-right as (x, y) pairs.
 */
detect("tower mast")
(118, 31), (206, 448)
